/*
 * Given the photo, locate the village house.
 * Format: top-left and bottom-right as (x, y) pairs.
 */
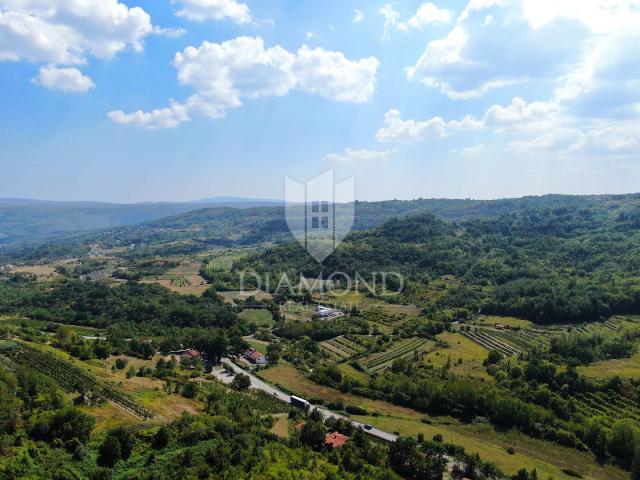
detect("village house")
(324, 432), (350, 449)
(243, 348), (267, 365)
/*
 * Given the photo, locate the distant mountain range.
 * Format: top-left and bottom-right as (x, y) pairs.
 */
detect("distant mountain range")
(0, 196), (282, 245)
(3, 193), (640, 263)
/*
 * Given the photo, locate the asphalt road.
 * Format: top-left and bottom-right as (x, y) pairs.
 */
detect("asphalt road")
(217, 358), (399, 443)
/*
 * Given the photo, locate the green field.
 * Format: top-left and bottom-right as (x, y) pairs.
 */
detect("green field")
(239, 308), (275, 327)
(0, 316), (101, 336)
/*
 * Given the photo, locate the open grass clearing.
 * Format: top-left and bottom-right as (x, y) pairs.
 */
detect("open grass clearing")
(352, 416), (626, 480)
(11, 264), (59, 280)
(423, 331), (493, 381)
(219, 290), (273, 304)
(245, 337), (269, 354)
(577, 352), (640, 379)
(472, 315), (533, 328)
(269, 413), (290, 438)
(239, 308), (275, 328)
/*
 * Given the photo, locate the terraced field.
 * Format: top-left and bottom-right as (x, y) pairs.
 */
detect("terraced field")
(572, 391), (640, 428)
(1, 340), (154, 419)
(320, 335), (366, 361)
(459, 329), (523, 356)
(362, 337), (430, 373)
(572, 319), (623, 334)
(488, 328), (551, 352)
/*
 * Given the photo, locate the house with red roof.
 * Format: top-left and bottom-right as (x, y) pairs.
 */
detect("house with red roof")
(243, 348), (267, 365)
(325, 432), (350, 449)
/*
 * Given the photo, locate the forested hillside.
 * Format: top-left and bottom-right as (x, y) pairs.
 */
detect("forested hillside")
(239, 199), (640, 325)
(5, 193), (640, 263)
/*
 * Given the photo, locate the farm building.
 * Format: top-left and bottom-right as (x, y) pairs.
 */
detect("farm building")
(325, 432), (350, 449)
(168, 348), (203, 362)
(243, 348), (267, 365)
(314, 305), (344, 320)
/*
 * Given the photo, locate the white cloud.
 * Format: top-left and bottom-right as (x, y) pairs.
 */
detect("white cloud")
(153, 26), (186, 38)
(174, 0), (251, 24)
(461, 143), (485, 158)
(375, 109), (481, 141)
(379, 4), (400, 41)
(31, 65), (94, 92)
(108, 101), (190, 129)
(293, 46), (379, 104)
(0, 0), (153, 65)
(570, 124), (640, 155)
(352, 9), (364, 24)
(399, 3), (453, 30)
(324, 148), (395, 163)
(509, 128), (583, 152)
(407, 0), (640, 100)
(110, 37), (379, 128)
(306, 32), (314, 40)
(380, 2), (451, 39)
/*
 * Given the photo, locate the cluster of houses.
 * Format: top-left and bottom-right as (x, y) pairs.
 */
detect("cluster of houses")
(313, 305), (344, 320)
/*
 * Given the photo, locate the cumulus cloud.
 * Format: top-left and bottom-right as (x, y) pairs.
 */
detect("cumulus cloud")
(31, 65), (95, 92)
(375, 108), (481, 141)
(399, 3), (453, 30)
(0, 0), (153, 65)
(352, 9), (364, 24)
(380, 2), (451, 39)
(110, 37), (379, 128)
(174, 0), (251, 24)
(324, 148), (395, 163)
(293, 46), (379, 104)
(407, 0), (640, 100)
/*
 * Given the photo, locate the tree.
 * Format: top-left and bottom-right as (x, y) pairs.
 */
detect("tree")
(266, 342), (282, 365)
(97, 427), (134, 467)
(609, 419), (638, 466)
(300, 420), (326, 451)
(231, 373), (251, 391)
(152, 426), (170, 449)
(182, 382), (199, 399)
(97, 434), (122, 468)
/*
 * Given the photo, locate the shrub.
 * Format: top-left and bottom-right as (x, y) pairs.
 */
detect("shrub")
(345, 405), (368, 415)
(562, 469), (583, 478)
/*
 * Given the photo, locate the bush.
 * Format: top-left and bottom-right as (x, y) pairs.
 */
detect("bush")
(345, 405), (368, 415)
(506, 446), (515, 455)
(231, 373), (251, 391)
(562, 469), (583, 478)
(115, 358), (128, 370)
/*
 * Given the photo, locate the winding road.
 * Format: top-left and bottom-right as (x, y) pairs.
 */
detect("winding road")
(214, 358), (399, 443)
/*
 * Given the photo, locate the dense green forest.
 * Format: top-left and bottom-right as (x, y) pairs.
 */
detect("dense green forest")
(238, 200), (640, 324)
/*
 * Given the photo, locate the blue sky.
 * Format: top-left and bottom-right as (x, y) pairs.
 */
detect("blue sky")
(1, 0), (639, 202)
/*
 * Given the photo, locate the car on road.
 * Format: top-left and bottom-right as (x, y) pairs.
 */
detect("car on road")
(364, 424), (373, 430)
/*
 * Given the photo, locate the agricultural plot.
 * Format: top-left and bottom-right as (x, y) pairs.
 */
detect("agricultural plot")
(487, 328), (551, 352)
(357, 308), (404, 327)
(362, 337), (430, 373)
(1, 340), (154, 419)
(572, 320), (621, 334)
(239, 308), (275, 328)
(320, 335), (366, 362)
(459, 329), (523, 357)
(572, 391), (640, 428)
(197, 380), (290, 415)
